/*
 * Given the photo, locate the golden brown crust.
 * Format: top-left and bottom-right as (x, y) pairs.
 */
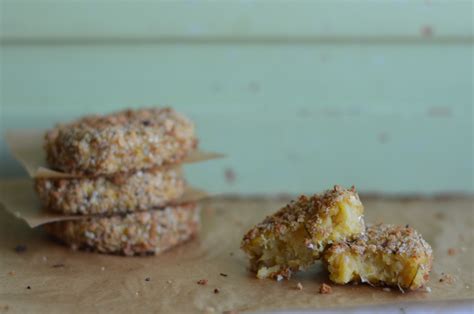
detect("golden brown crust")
(44, 107), (197, 176)
(339, 223), (433, 258)
(35, 167), (186, 215)
(44, 203), (200, 256)
(323, 223), (433, 290)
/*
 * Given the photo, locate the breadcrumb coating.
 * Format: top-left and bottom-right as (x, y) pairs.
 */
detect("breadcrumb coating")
(35, 167), (186, 215)
(44, 203), (200, 256)
(45, 107), (197, 175)
(323, 223), (433, 290)
(241, 185), (365, 279)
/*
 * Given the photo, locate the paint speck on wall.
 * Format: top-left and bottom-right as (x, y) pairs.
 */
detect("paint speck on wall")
(372, 56), (386, 66)
(378, 132), (390, 144)
(248, 81), (260, 94)
(420, 25), (434, 37)
(188, 25), (204, 36)
(320, 53), (330, 63)
(287, 152), (300, 162)
(211, 82), (222, 93)
(427, 106), (452, 117)
(224, 168), (236, 184)
(297, 108), (310, 117)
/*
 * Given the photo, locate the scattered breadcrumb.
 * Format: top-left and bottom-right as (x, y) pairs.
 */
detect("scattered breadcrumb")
(197, 279), (208, 285)
(166, 280), (172, 284)
(145, 277), (151, 282)
(101, 266), (106, 271)
(448, 248), (457, 256)
(213, 288), (220, 294)
(203, 306), (215, 314)
(135, 291), (139, 296)
(52, 263), (65, 268)
(14, 245), (27, 253)
(319, 283), (332, 294)
(425, 286), (432, 293)
(8, 271), (15, 276)
(42, 256), (48, 262)
(382, 287), (391, 292)
(439, 273), (455, 284)
(296, 282), (303, 290)
(220, 273), (228, 277)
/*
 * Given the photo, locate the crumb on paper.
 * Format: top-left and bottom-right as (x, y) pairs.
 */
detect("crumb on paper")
(448, 248), (457, 256)
(166, 280), (172, 284)
(213, 288), (220, 294)
(26, 286), (31, 290)
(439, 273), (455, 284)
(14, 245), (27, 253)
(101, 266), (106, 271)
(425, 286), (432, 293)
(52, 263), (65, 268)
(219, 273), (228, 277)
(319, 283), (332, 294)
(197, 279), (208, 285)
(382, 287), (391, 292)
(135, 291), (139, 296)
(42, 256), (48, 262)
(203, 306), (215, 314)
(296, 282), (303, 290)
(8, 271), (15, 276)
(145, 277), (151, 282)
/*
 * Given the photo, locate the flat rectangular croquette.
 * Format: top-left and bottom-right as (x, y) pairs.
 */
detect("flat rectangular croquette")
(323, 223), (433, 290)
(44, 107), (197, 176)
(44, 203), (200, 256)
(241, 185), (365, 279)
(35, 167), (186, 215)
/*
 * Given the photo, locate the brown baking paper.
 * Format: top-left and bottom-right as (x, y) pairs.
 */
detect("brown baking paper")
(0, 179), (209, 228)
(4, 130), (224, 178)
(0, 193), (473, 313)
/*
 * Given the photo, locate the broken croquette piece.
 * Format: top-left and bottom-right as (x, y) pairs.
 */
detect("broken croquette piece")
(241, 185), (365, 279)
(323, 223), (433, 290)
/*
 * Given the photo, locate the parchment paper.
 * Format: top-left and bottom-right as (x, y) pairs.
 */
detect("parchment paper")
(0, 179), (209, 228)
(0, 190), (472, 313)
(4, 130), (224, 178)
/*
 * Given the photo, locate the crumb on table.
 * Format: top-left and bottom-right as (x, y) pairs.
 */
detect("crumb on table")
(197, 279), (208, 285)
(319, 283), (332, 294)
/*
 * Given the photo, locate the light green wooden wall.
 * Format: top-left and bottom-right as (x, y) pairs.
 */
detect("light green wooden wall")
(1, 1), (473, 195)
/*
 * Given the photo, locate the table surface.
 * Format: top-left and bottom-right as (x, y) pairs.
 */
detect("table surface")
(0, 196), (473, 313)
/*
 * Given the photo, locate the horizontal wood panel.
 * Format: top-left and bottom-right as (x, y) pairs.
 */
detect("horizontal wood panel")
(0, 43), (472, 194)
(1, 1), (472, 42)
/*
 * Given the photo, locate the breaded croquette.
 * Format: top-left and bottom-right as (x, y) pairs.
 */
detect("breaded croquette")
(241, 185), (365, 279)
(323, 223), (433, 290)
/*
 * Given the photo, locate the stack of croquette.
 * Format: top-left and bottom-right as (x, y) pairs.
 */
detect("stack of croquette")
(34, 107), (200, 256)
